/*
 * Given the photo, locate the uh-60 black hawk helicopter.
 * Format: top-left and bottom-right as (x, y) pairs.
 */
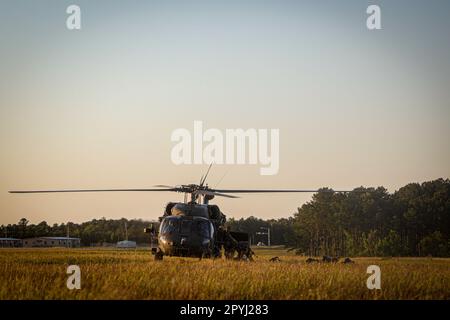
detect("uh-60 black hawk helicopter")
(9, 166), (352, 261)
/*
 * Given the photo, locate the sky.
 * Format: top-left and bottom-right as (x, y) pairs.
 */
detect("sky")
(0, 0), (449, 225)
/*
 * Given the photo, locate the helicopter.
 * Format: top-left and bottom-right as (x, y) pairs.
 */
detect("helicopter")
(9, 165), (353, 261)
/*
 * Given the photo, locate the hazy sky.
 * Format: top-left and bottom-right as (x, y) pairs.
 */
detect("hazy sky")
(1, 0), (449, 225)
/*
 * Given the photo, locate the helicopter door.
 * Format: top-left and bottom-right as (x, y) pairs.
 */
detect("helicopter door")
(195, 219), (211, 239)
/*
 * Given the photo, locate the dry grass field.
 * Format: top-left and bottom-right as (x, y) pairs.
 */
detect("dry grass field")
(0, 247), (449, 300)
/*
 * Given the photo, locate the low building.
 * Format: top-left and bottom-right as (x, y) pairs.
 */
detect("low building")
(22, 237), (81, 248)
(117, 240), (137, 248)
(0, 238), (22, 248)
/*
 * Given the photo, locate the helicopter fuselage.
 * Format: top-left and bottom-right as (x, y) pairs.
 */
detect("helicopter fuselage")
(157, 215), (214, 257)
(147, 202), (252, 260)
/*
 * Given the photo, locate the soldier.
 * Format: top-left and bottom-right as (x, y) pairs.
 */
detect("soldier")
(269, 256), (280, 262)
(342, 257), (355, 264)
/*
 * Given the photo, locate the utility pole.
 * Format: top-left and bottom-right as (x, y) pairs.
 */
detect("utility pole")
(67, 223), (70, 248)
(257, 226), (271, 247)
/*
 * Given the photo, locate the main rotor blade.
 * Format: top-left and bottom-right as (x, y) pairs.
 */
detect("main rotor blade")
(153, 185), (175, 189)
(194, 190), (239, 199)
(9, 188), (179, 194)
(213, 189), (352, 193)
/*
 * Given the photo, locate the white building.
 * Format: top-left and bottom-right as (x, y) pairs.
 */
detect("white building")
(116, 221), (136, 248)
(116, 240), (137, 248)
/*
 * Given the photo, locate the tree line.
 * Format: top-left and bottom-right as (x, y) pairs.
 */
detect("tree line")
(230, 178), (450, 257)
(1, 178), (448, 256)
(0, 218), (153, 246)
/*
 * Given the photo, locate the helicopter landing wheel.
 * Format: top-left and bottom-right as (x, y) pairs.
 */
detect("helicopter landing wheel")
(154, 250), (164, 261)
(200, 248), (212, 260)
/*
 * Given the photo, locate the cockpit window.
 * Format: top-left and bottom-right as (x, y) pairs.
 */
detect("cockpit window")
(160, 218), (179, 234)
(180, 220), (192, 235)
(160, 217), (212, 238)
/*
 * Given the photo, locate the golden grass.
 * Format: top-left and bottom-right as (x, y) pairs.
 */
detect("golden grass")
(0, 247), (449, 300)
